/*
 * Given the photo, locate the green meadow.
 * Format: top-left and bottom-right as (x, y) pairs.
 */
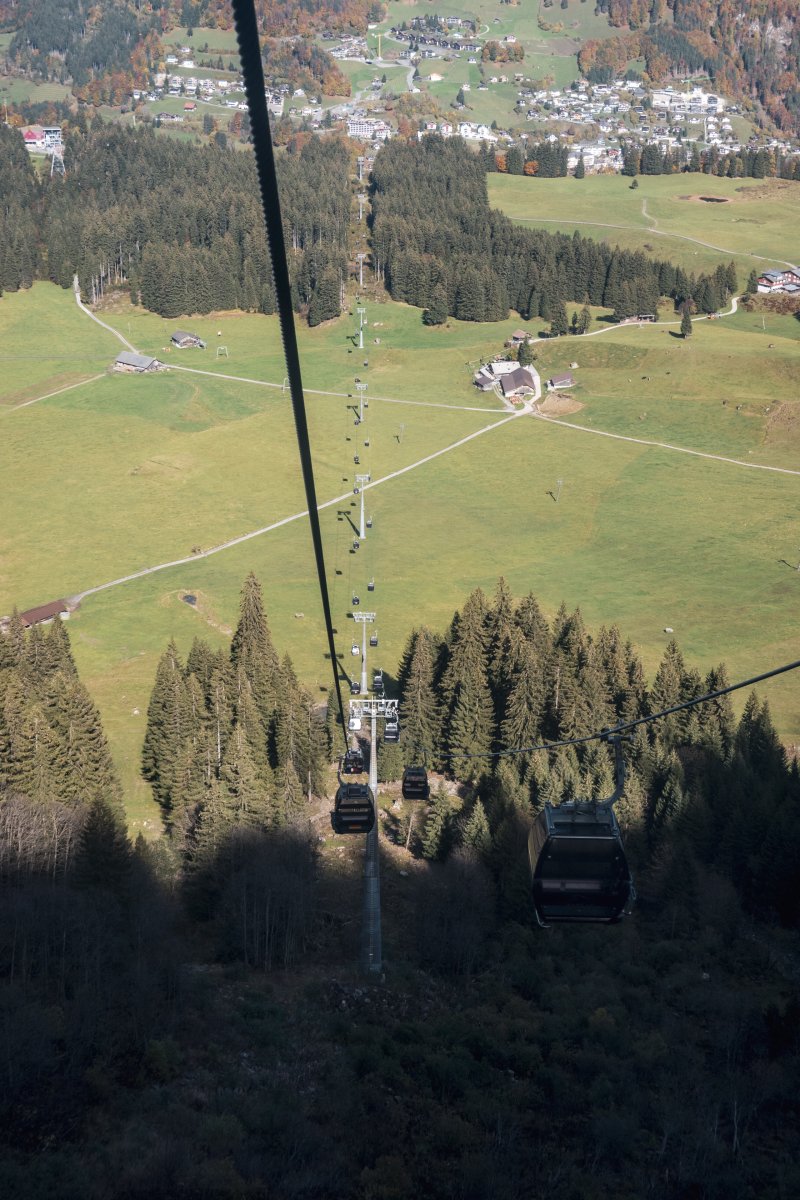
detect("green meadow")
(0, 284), (120, 404)
(489, 173), (800, 281)
(2, 283), (799, 832)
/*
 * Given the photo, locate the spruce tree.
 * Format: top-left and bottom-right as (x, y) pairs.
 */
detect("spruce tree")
(680, 305), (693, 338)
(460, 798), (492, 857)
(574, 153), (585, 179)
(501, 641), (545, 760)
(421, 784), (453, 860)
(577, 304), (591, 334)
(74, 797), (132, 894)
(441, 591), (494, 779)
(142, 641), (190, 813)
(230, 573), (281, 736)
(398, 628), (442, 764)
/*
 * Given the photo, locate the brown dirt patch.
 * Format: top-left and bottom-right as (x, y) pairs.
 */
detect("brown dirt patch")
(159, 589), (233, 636)
(765, 401), (800, 440)
(734, 179), (798, 202)
(537, 393), (584, 416)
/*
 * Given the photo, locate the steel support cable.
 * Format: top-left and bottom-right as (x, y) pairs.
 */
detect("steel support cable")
(438, 656), (800, 762)
(232, 0), (347, 747)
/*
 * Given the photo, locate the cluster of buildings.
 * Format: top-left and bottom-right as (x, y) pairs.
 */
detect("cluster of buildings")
(473, 356), (538, 400)
(390, 27), (481, 55)
(756, 267), (800, 295)
(21, 125), (62, 155)
(346, 116), (393, 142)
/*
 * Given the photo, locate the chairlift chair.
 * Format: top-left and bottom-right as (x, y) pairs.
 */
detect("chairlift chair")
(347, 715), (362, 732)
(364, 438), (370, 447)
(331, 782), (375, 835)
(352, 594), (360, 606)
(367, 578), (375, 592)
(366, 517), (373, 529)
(528, 737), (635, 927)
(353, 539), (360, 551)
(369, 632), (378, 648)
(384, 713), (399, 743)
(351, 681), (361, 695)
(351, 642), (360, 656)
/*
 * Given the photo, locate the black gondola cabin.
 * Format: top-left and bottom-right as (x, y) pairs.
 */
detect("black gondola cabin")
(528, 804), (633, 926)
(401, 766), (430, 801)
(332, 783), (375, 835)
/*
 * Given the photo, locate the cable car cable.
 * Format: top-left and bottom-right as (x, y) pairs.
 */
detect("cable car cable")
(437, 655), (800, 762)
(232, 0), (347, 746)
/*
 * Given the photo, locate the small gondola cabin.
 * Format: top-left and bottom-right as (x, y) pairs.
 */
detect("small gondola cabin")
(332, 783), (375, 835)
(342, 749), (364, 774)
(401, 766), (430, 801)
(528, 804), (633, 926)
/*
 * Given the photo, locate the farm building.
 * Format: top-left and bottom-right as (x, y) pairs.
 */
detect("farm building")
(114, 351), (163, 373)
(19, 600), (70, 628)
(474, 359), (520, 390)
(506, 329), (531, 347)
(547, 372), (575, 391)
(170, 331), (207, 349)
(499, 366), (537, 399)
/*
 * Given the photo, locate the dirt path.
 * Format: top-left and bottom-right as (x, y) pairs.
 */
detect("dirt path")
(513, 211), (798, 269)
(531, 407), (800, 478)
(2, 373), (106, 414)
(168, 364), (506, 413)
(73, 275), (136, 351)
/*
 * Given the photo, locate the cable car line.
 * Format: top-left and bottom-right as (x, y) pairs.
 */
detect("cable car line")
(232, 0), (346, 746)
(436, 656), (800, 762)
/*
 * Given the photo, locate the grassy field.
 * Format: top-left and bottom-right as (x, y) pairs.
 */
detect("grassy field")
(0, 77), (71, 105)
(2, 283), (799, 833)
(162, 26), (242, 54)
(0, 284), (120, 404)
(489, 173), (800, 282)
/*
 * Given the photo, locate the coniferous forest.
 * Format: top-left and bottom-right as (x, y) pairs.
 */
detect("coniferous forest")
(370, 137), (738, 323)
(2, 574), (798, 1198)
(0, 122), (350, 322)
(1, 121), (745, 326)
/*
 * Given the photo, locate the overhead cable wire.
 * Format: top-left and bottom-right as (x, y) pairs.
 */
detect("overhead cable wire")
(439, 656), (800, 762)
(232, 0), (347, 746)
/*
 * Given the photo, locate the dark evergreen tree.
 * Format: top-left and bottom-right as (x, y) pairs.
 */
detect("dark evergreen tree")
(680, 305), (693, 338)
